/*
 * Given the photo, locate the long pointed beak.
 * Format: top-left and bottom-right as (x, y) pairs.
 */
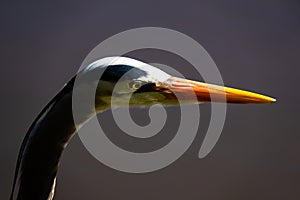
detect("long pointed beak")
(160, 77), (276, 104)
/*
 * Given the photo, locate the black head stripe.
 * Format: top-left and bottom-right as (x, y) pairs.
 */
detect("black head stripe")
(101, 65), (147, 82)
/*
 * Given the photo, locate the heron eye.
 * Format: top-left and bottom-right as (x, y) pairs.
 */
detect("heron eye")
(128, 80), (144, 90)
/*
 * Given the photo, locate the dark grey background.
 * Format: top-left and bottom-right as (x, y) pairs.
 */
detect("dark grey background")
(1, 0), (299, 199)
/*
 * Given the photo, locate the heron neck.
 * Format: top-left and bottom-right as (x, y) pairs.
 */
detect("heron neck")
(12, 78), (104, 200)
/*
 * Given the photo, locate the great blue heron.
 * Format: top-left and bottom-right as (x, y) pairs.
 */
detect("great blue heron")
(9, 57), (276, 200)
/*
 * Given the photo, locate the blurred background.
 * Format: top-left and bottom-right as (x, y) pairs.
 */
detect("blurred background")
(0, 0), (299, 199)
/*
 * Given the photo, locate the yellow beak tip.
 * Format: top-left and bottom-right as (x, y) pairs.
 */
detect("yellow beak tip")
(269, 97), (277, 103)
(259, 95), (276, 103)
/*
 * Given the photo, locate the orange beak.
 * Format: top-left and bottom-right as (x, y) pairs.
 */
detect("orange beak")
(159, 77), (276, 104)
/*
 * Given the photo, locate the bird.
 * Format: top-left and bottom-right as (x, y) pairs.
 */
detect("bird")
(9, 56), (276, 200)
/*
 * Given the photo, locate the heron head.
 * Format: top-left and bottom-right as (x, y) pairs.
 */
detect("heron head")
(83, 57), (275, 109)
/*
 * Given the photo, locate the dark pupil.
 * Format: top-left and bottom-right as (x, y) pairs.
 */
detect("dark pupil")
(129, 81), (142, 89)
(134, 82), (141, 88)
